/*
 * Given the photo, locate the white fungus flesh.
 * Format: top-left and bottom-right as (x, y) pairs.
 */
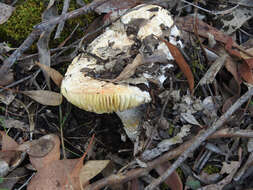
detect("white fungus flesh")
(61, 56), (151, 114)
(61, 4), (182, 141)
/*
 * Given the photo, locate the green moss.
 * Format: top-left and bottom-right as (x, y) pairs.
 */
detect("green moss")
(0, 0), (95, 50)
(0, 0), (44, 45)
(176, 167), (184, 179)
(160, 183), (169, 190)
(203, 164), (220, 174)
(168, 124), (175, 136)
(53, 0), (95, 45)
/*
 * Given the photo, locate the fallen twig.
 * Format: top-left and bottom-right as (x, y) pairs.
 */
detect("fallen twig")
(83, 92), (253, 190)
(0, 0), (107, 86)
(54, 0), (71, 39)
(209, 128), (253, 139)
(83, 137), (195, 190)
(145, 86), (253, 190)
(0, 74), (33, 93)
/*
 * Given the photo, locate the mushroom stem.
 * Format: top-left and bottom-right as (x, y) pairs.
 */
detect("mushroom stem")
(116, 105), (146, 141)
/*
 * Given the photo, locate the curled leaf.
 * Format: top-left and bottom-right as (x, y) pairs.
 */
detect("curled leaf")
(159, 38), (194, 94)
(238, 63), (253, 85)
(0, 131), (18, 151)
(21, 90), (62, 106)
(35, 61), (63, 88)
(112, 54), (143, 82)
(26, 134), (60, 171)
(155, 162), (183, 190)
(80, 160), (110, 186)
(28, 159), (82, 190)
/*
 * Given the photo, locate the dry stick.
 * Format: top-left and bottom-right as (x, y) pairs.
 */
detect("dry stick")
(145, 86), (253, 190)
(54, 0), (70, 39)
(84, 124), (253, 190)
(0, 0), (107, 85)
(0, 75), (33, 93)
(210, 128), (253, 139)
(84, 137), (195, 190)
(180, 0), (239, 15)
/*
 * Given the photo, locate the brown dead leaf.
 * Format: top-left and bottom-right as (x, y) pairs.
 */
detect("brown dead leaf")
(28, 134), (95, 190)
(238, 63), (253, 84)
(224, 38), (253, 86)
(155, 162), (183, 190)
(80, 160), (110, 187)
(35, 61), (63, 87)
(159, 38), (194, 94)
(21, 90), (62, 106)
(225, 37), (242, 59)
(224, 38), (253, 72)
(0, 3), (15, 24)
(18, 134), (60, 171)
(112, 53), (143, 82)
(0, 150), (25, 177)
(28, 158), (83, 190)
(66, 154), (85, 190)
(71, 134), (95, 188)
(245, 58), (253, 69)
(225, 57), (242, 87)
(0, 131), (18, 151)
(176, 16), (253, 58)
(0, 132), (26, 177)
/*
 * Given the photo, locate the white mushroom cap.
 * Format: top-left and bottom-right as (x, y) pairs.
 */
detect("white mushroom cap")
(121, 4), (176, 39)
(61, 4), (182, 141)
(88, 4), (182, 60)
(61, 56), (151, 114)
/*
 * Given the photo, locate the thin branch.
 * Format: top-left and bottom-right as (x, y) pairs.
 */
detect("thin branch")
(34, 0), (107, 32)
(84, 137), (195, 190)
(145, 86), (253, 190)
(0, 75), (33, 93)
(209, 128), (253, 139)
(83, 114), (253, 190)
(0, 0), (107, 85)
(180, 0), (239, 15)
(54, 0), (71, 39)
(83, 86), (253, 190)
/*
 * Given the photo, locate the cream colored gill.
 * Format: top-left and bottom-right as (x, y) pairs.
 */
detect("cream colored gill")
(61, 59), (151, 114)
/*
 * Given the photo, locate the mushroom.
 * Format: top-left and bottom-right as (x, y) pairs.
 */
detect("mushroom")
(61, 55), (151, 141)
(61, 4), (182, 141)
